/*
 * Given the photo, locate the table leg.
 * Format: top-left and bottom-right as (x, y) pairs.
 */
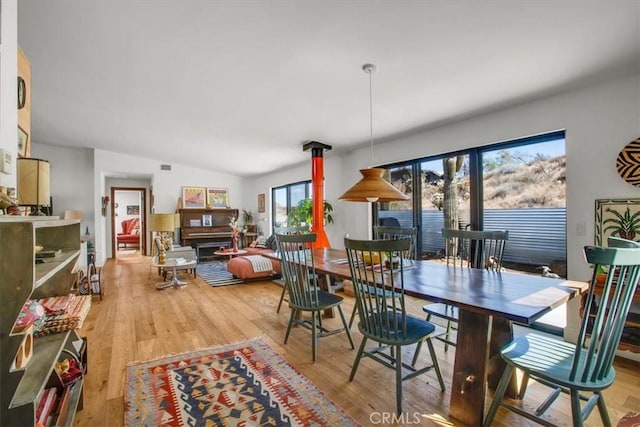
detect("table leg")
(156, 267), (188, 290)
(488, 317), (521, 398)
(450, 309), (490, 426)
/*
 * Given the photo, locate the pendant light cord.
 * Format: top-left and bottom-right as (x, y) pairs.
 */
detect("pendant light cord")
(368, 68), (374, 166)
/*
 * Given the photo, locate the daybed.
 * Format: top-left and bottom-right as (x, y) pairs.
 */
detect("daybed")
(226, 235), (281, 281)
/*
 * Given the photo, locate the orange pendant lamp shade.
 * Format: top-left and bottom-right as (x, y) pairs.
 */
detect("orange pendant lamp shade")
(339, 168), (409, 202)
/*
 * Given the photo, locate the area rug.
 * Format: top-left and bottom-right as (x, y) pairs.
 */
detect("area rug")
(124, 337), (357, 426)
(196, 261), (243, 287)
(618, 412), (640, 427)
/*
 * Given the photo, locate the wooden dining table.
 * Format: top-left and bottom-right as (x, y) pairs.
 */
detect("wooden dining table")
(268, 248), (587, 426)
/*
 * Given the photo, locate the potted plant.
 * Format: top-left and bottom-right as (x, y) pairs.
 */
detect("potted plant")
(242, 209), (256, 232)
(287, 198), (334, 227)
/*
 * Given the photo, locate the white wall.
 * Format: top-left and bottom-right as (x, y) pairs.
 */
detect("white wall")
(93, 149), (244, 265)
(241, 151), (352, 247)
(30, 144), (95, 234)
(0, 0), (18, 189)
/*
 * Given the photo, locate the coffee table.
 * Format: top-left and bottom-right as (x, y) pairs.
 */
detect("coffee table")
(213, 249), (247, 261)
(152, 258), (196, 290)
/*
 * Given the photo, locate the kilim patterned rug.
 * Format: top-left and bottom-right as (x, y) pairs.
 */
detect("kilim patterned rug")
(124, 338), (357, 426)
(196, 261), (244, 287)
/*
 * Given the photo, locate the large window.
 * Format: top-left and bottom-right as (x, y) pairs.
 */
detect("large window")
(272, 181), (312, 228)
(376, 132), (566, 332)
(376, 131), (566, 271)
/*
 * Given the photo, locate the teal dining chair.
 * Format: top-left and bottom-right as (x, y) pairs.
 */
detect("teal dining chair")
(276, 232), (354, 362)
(421, 228), (508, 351)
(348, 226), (417, 328)
(483, 238), (640, 427)
(344, 236), (445, 414)
(274, 225), (310, 313)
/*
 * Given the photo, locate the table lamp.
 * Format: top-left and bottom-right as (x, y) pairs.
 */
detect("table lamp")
(149, 213), (176, 264)
(17, 158), (51, 216)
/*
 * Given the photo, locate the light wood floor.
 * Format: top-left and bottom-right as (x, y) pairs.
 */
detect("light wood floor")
(75, 255), (640, 426)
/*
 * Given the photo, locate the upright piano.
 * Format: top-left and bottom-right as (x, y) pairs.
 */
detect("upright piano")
(179, 208), (238, 259)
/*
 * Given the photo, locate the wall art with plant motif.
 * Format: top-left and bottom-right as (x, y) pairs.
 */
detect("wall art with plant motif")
(595, 198), (640, 245)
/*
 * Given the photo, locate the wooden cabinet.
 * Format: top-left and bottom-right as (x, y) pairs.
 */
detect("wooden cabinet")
(0, 217), (84, 426)
(179, 208), (238, 256)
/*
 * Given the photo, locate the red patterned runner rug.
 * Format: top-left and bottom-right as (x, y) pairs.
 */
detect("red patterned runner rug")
(124, 337), (357, 426)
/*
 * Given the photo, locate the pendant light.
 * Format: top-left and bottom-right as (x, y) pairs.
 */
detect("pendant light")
(339, 64), (409, 203)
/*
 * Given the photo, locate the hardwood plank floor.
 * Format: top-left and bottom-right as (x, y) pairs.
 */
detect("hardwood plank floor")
(75, 255), (640, 426)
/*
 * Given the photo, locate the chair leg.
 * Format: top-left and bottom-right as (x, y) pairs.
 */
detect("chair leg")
(348, 304), (358, 328)
(284, 309), (296, 344)
(311, 311), (318, 362)
(483, 364), (514, 427)
(411, 341), (423, 367)
(570, 389), (584, 427)
(595, 391), (612, 427)
(426, 338), (445, 391)
(277, 284), (287, 313)
(395, 344), (403, 415)
(336, 305), (355, 349)
(444, 319), (452, 352)
(349, 337), (368, 381)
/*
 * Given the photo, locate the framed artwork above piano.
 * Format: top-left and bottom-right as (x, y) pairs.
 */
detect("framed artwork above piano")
(179, 208), (238, 256)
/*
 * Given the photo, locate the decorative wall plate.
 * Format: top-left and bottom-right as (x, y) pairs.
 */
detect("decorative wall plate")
(617, 137), (640, 187)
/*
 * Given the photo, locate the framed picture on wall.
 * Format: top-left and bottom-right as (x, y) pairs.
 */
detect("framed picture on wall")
(207, 188), (230, 208)
(18, 127), (28, 158)
(182, 187), (207, 209)
(595, 198), (640, 245)
(258, 193), (265, 213)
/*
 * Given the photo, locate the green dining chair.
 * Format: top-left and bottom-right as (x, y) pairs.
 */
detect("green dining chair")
(483, 238), (640, 427)
(274, 225), (310, 313)
(276, 232), (354, 362)
(345, 236), (445, 414)
(348, 226), (417, 328)
(420, 228), (508, 353)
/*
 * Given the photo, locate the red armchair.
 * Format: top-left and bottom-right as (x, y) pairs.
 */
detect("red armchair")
(117, 218), (140, 249)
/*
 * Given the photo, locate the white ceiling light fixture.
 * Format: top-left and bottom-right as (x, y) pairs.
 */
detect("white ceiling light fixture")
(339, 64), (409, 203)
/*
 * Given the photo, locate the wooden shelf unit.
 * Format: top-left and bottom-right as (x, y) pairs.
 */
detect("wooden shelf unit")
(0, 217), (85, 426)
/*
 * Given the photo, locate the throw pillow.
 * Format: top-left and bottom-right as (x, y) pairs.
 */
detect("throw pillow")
(249, 240), (258, 248)
(265, 234), (278, 250)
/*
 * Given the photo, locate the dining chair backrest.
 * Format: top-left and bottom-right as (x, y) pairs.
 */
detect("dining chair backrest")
(275, 225), (310, 235)
(344, 236), (411, 342)
(607, 236), (640, 248)
(576, 241), (640, 383)
(373, 226), (417, 260)
(441, 228), (508, 271)
(276, 233), (318, 309)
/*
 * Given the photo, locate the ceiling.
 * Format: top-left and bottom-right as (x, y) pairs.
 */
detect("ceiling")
(17, 1), (640, 177)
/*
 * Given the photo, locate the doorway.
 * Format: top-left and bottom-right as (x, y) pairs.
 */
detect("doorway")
(111, 187), (147, 259)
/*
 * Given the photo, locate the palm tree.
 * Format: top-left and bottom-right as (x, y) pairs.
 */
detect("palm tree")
(603, 207), (640, 240)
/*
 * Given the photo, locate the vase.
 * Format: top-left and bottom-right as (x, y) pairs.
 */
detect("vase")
(232, 235), (239, 252)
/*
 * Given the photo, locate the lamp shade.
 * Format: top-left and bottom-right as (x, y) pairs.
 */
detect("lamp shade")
(339, 168), (410, 202)
(149, 213), (176, 233)
(17, 158), (50, 206)
(63, 210), (83, 220)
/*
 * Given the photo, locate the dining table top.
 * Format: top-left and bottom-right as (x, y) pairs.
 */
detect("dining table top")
(268, 247), (587, 325)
